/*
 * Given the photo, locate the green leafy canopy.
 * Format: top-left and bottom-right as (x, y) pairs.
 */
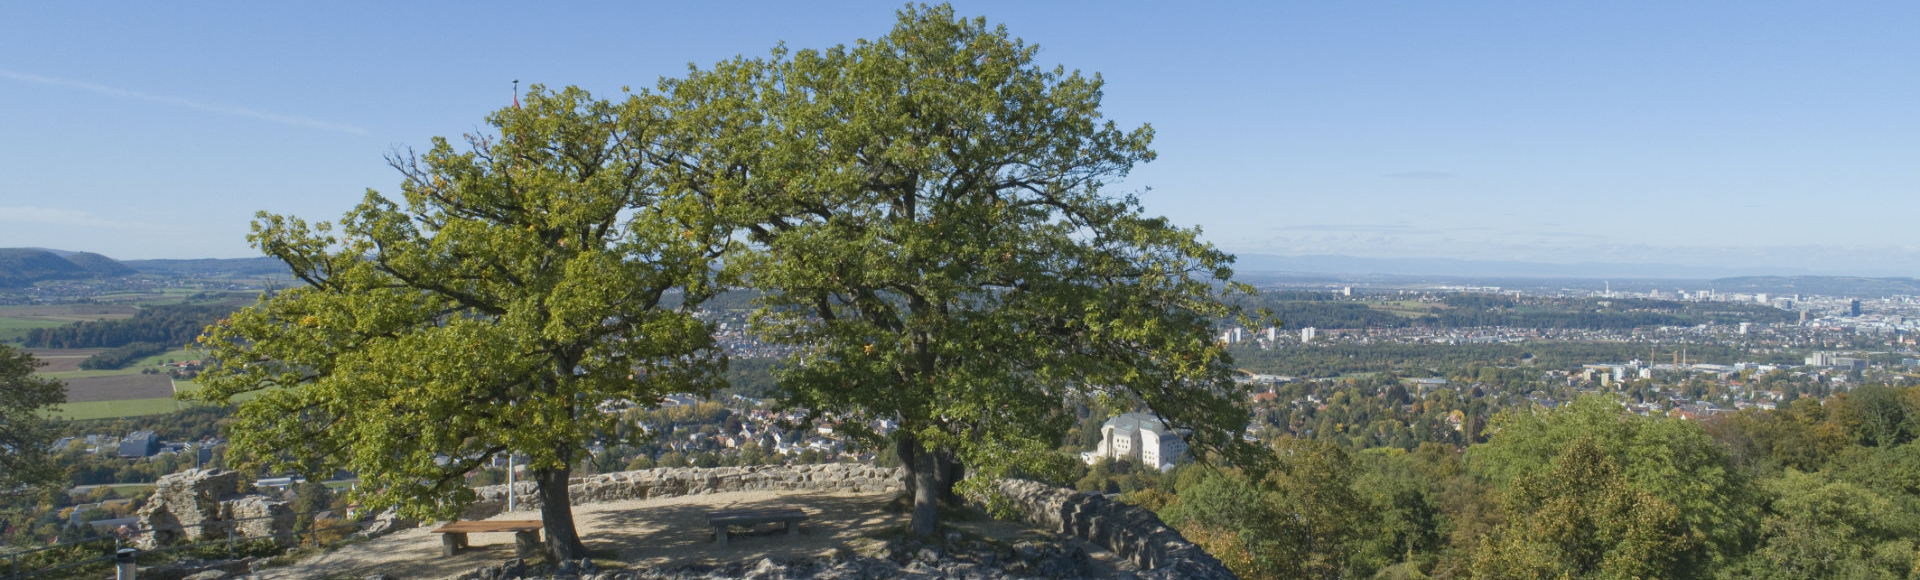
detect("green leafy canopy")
(193, 87), (731, 521)
(650, 4), (1265, 489)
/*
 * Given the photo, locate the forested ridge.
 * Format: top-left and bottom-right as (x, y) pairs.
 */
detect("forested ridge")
(24, 303), (238, 349)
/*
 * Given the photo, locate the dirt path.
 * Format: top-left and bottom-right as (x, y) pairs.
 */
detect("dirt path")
(257, 490), (910, 580)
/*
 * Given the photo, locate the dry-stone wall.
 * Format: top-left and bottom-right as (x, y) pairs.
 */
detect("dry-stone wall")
(465, 464), (905, 518)
(135, 469), (294, 549)
(991, 479), (1236, 580)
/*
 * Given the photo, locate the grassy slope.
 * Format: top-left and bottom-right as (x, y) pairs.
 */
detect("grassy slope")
(44, 380), (259, 420)
(48, 397), (184, 420)
(0, 317), (65, 342)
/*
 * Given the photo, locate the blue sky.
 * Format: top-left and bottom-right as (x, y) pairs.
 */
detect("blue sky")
(2, 2), (1916, 274)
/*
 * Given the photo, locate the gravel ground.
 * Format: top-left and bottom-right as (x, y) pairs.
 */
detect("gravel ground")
(256, 490), (911, 580)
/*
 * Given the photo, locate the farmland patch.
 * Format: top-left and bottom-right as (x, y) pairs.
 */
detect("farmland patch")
(60, 374), (175, 402)
(23, 348), (106, 372)
(47, 397), (184, 421)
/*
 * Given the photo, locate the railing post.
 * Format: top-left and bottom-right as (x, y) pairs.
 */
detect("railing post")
(115, 548), (138, 580)
(226, 526), (234, 560)
(10, 552), (18, 580)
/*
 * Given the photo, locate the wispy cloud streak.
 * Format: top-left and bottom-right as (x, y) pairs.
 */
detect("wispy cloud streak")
(0, 206), (130, 228)
(1, 69), (369, 135)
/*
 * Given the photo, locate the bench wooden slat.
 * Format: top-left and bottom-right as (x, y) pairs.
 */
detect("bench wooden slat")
(433, 520), (544, 534)
(706, 508), (808, 545)
(707, 508), (807, 525)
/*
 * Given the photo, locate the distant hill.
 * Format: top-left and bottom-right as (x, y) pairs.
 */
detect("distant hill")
(0, 248), (131, 288)
(0, 249), (284, 287)
(62, 252), (137, 278)
(1708, 276), (1920, 297)
(122, 257), (287, 277)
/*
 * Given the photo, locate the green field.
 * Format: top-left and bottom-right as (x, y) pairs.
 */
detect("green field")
(0, 317), (67, 330)
(42, 369), (162, 379)
(48, 397), (188, 420)
(43, 384), (259, 421)
(0, 303), (139, 343)
(0, 317), (65, 342)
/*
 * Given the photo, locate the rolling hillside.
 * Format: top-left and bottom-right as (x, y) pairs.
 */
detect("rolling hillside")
(0, 248), (134, 287)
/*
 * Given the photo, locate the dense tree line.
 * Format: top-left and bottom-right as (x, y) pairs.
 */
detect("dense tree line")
(1123, 389), (1920, 580)
(1269, 301), (1413, 329)
(76, 342), (170, 370)
(24, 303), (237, 349)
(1429, 310), (1690, 330)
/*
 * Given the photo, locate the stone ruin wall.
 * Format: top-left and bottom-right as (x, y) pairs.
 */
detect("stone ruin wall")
(133, 468), (295, 550)
(464, 463), (906, 518)
(989, 478), (1236, 580)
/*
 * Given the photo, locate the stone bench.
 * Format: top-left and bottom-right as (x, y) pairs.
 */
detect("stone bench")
(705, 508), (807, 546)
(432, 520), (543, 558)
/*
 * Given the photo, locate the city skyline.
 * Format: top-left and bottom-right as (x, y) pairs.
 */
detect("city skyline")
(3, 1), (1916, 274)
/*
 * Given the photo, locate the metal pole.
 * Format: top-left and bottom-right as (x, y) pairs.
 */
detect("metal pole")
(227, 526), (234, 560)
(115, 549), (138, 580)
(507, 454), (515, 512)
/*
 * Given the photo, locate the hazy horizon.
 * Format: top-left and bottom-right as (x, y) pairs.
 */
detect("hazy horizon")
(4, 2), (1915, 274)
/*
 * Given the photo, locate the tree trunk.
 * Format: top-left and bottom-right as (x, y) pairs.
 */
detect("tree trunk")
(898, 435), (941, 538)
(931, 449), (963, 506)
(533, 465), (588, 561)
(910, 446), (941, 538)
(897, 436), (919, 500)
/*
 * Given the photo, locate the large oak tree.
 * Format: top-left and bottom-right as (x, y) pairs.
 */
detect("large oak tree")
(653, 4), (1260, 536)
(1, 345), (65, 503)
(194, 87), (729, 559)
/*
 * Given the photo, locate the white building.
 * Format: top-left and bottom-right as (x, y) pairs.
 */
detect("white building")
(1301, 327), (1317, 342)
(1080, 413), (1190, 471)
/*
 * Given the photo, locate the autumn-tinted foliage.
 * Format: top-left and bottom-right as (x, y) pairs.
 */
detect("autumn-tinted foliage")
(655, 4), (1260, 537)
(194, 87), (729, 560)
(1147, 391), (1920, 580)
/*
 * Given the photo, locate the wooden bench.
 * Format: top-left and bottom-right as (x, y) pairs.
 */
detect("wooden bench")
(706, 508), (808, 546)
(431, 520), (544, 558)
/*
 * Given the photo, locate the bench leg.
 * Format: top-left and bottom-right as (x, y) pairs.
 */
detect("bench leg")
(714, 525), (727, 546)
(515, 530), (541, 558)
(441, 532), (464, 557)
(786, 521), (798, 537)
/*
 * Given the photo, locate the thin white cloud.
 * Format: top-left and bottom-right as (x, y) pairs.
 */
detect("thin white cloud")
(0, 206), (132, 228)
(0, 69), (369, 135)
